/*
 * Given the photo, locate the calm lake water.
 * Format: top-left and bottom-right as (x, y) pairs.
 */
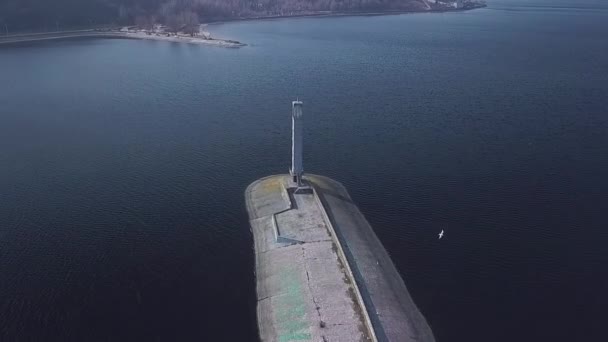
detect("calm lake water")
(1, 0), (607, 341)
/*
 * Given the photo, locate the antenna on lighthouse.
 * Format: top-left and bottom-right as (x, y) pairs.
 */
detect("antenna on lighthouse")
(290, 100), (304, 188)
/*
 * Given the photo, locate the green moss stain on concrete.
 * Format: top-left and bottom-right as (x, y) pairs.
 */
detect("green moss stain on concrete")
(275, 267), (311, 342)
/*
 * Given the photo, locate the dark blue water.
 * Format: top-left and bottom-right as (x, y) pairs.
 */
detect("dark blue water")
(1, 0), (607, 341)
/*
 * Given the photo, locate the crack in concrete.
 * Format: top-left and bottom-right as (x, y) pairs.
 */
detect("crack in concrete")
(301, 246), (326, 341)
(257, 294), (271, 302)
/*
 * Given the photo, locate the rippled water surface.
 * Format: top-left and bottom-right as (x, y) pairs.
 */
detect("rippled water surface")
(1, 0), (607, 340)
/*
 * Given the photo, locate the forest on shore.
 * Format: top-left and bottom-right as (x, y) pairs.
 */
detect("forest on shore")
(0, 0), (433, 33)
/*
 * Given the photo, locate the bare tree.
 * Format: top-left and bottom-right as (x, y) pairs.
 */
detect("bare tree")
(0, 18), (7, 36)
(182, 11), (200, 36)
(135, 15), (155, 30)
(166, 14), (182, 34)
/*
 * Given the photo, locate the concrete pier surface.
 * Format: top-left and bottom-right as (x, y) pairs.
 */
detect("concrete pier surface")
(246, 174), (435, 342)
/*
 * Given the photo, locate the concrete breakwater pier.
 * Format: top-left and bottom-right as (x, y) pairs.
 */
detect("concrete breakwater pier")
(245, 101), (434, 341)
(0, 29), (245, 47)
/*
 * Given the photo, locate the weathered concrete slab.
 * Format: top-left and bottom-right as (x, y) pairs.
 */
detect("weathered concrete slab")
(275, 191), (332, 243)
(246, 176), (292, 220)
(308, 175), (435, 342)
(246, 175), (370, 342)
(251, 216), (292, 253)
(246, 174), (434, 342)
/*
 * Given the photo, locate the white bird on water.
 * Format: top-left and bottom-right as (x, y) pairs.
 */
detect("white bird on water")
(438, 230), (444, 239)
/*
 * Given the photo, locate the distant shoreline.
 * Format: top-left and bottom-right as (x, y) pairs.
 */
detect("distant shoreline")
(0, 4), (485, 48)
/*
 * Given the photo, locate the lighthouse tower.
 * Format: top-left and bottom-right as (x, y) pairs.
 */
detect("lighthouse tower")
(290, 100), (304, 186)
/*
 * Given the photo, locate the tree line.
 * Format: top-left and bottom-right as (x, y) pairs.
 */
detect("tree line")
(0, 0), (428, 33)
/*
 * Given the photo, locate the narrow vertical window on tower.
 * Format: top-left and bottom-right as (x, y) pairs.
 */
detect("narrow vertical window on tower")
(290, 100), (304, 186)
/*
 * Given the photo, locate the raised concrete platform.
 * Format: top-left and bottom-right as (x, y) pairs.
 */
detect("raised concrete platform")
(245, 174), (435, 342)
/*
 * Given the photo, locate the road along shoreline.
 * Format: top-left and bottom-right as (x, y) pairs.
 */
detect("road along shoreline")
(0, 30), (245, 48)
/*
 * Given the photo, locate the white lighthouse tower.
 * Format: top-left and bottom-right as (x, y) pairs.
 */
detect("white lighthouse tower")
(290, 100), (304, 187)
